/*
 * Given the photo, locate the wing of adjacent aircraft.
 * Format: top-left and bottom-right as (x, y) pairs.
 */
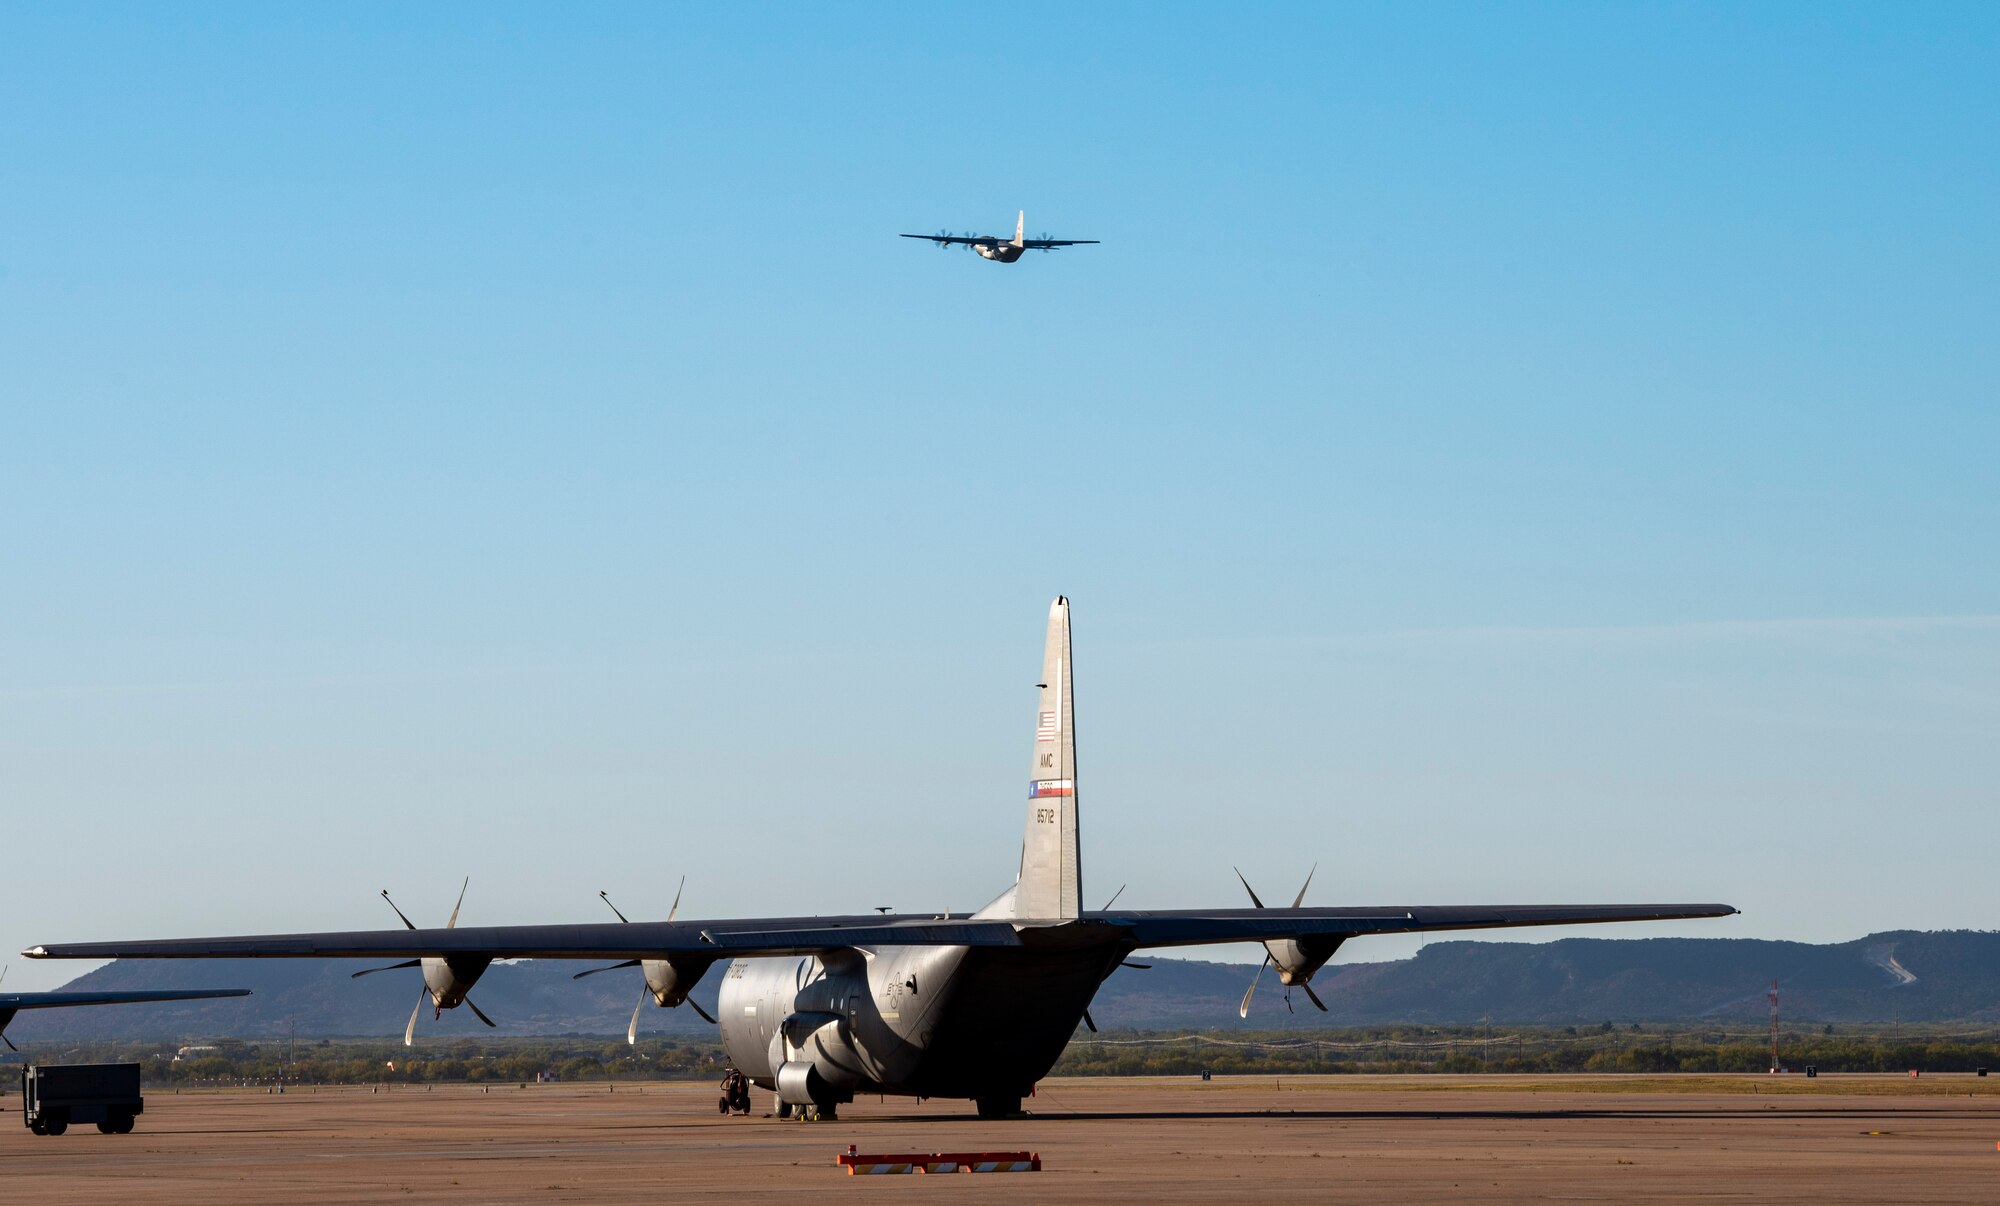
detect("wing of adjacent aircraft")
(0, 986), (251, 1048)
(24, 902), (1734, 964)
(1, 988), (251, 1008)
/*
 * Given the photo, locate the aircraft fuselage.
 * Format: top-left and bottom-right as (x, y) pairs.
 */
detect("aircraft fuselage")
(717, 940), (1122, 1113)
(973, 242), (1026, 262)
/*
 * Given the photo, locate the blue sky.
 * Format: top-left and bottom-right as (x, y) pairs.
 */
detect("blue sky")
(2, 3), (1995, 990)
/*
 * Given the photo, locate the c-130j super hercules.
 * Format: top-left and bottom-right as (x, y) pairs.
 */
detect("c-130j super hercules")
(28, 599), (1735, 1120)
(901, 211), (1098, 262)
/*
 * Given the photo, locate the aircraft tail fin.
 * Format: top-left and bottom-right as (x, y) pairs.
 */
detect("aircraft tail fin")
(1013, 210), (1025, 247)
(1017, 596), (1081, 920)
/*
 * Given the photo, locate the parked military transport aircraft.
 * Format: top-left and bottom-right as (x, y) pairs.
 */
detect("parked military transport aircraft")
(26, 599), (1734, 1119)
(0, 976), (249, 1050)
(900, 211), (1097, 262)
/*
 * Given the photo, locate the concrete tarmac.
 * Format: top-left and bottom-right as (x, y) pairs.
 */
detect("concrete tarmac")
(4, 1074), (1997, 1203)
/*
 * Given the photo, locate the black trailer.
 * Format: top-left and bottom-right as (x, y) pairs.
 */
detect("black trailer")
(20, 1063), (143, 1135)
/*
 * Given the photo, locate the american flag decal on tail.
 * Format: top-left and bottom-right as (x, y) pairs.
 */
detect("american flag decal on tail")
(1035, 711), (1057, 742)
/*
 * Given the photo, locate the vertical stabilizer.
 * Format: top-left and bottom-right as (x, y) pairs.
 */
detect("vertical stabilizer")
(1013, 210), (1026, 247)
(1017, 596), (1081, 920)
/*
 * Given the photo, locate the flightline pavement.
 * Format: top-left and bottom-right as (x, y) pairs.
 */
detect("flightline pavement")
(2, 1074), (1997, 1203)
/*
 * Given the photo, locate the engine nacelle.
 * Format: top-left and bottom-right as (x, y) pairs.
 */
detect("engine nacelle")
(422, 955), (492, 1010)
(641, 955), (715, 1007)
(1266, 936), (1344, 987)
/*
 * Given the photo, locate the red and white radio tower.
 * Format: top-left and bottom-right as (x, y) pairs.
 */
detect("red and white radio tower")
(1767, 980), (1780, 1073)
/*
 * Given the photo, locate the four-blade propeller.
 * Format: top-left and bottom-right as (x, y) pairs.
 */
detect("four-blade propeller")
(352, 878), (498, 1046)
(573, 878), (717, 1042)
(1234, 865), (1329, 1017)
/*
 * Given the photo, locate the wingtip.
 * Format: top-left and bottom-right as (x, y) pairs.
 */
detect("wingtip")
(22, 946), (47, 959)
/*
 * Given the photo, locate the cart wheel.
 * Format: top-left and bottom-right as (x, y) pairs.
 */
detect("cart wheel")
(44, 1116), (68, 1136)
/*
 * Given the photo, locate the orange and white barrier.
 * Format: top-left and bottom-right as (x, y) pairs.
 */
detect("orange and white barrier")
(837, 1148), (1041, 1174)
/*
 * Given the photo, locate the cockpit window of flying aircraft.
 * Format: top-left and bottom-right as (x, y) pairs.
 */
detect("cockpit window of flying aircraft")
(26, 600), (1734, 1119)
(900, 211), (1099, 262)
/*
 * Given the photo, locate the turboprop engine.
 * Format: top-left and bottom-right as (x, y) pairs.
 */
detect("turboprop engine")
(420, 954), (491, 1013)
(352, 880), (499, 1045)
(572, 884), (719, 1041)
(639, 956), (712, 1011)
(1235, 866), (1344, 1016)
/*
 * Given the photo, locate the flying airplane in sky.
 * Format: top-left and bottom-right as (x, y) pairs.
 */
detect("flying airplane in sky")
(0, 974), (249, 1051)
(900, 211), (1098, 262)
(26, 599), (1734, 1120)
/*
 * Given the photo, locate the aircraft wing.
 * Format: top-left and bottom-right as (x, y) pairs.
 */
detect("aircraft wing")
(23, 917), (1029, 962)
(1020, 239), (1099, 248)
(0, 987), (251, 1010)
(1098, 902), (1738, 949)
(25, 903), (1732, 963)
(899, 233), (994, 246)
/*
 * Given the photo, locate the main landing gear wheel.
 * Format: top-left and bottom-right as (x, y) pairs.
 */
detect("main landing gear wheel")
(776, 1101), (793, 1120)
(975, 1096), (1022, 1119)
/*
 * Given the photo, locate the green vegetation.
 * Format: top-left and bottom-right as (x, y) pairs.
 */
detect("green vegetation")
(6, 1024), (1999, 1086)
(1057, 1024), (2000, 1076)
(0, 1037), (730, 1087)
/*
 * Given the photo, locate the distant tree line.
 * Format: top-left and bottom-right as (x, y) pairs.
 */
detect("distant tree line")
(1056, 1024), (2000, 1076)
(7, 1024), (1999, 1086)
(0, 1037), (729, 1088)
